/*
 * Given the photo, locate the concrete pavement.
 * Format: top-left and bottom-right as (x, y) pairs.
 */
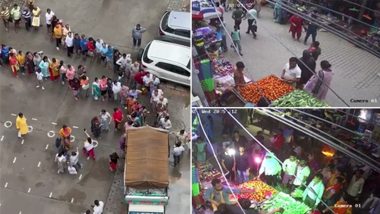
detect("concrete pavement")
(0, 0), (190, 213)
(221, 6), (380, 107)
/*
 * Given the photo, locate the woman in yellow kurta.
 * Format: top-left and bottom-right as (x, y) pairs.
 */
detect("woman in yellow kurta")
(16, 113), (28, 138)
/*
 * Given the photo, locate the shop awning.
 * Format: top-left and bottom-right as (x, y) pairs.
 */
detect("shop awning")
(124, 126), (169, 189)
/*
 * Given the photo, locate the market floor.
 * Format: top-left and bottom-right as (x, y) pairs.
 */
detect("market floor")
(0, 0), (190, 213)
(222, 6), (380, 107)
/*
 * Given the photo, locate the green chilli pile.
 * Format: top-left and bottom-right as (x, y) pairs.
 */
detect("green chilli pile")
(271, 90), (329, 107)
(261, 192), (311, 214)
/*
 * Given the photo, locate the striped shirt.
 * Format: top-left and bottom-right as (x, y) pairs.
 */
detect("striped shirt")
(22, 9), (31, 19)
(0, 7), (10, 20)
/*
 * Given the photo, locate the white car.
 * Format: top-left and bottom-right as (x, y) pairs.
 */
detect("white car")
(159, 11), (191, 42)
(140, 39), (190, 86)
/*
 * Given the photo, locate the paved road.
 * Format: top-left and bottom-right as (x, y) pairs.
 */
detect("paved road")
(0, 0), (190, 213)
(222, 6), (380, 107)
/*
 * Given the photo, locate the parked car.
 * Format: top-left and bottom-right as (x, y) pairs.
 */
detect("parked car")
(159, 11), (190, 42)
(139, 39), (190, 86)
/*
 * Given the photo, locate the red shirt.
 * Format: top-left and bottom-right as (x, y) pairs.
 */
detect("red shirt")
(9, 56), (18, 66)
(134, 71), (147, 85)
(87, 41), (95, 52)
(272, 134), (285, 151)
(112, 109), (123, 122)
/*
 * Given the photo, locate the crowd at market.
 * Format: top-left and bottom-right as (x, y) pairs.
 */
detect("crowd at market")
(192, 110), (380, 214)
(2, 0), (190, 213)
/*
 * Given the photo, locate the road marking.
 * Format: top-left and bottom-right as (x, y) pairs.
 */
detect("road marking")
(51, 122), (57, 125)
(47, 131), (55, 138)
(45, 144), (49, 150)
(0, 203), (1, 207)
(37, 161), (41, 167)
(27, 188), (31, 193)
(4, 182), (8, 188)
(70, 135), (75, 142)
(11, 113), (17, 116)
(21, 139), (24, 145)
(73, 126), (79, 129)
(70, 197), (74, 203)
(1, 136), (4, 141)
(13, 157), (17, 164)
(4, 121), (12, 128)
(79, 174), (82, 180)
(19, 211), (22, 214)
(28, 126), (33, 133)
(92, 140), (98, 148)
(49, 192), (53, 198)
(31, 118), (38, 121)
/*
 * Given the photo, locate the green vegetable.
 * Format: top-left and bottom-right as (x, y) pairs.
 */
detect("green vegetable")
(272, 90), (329, 107)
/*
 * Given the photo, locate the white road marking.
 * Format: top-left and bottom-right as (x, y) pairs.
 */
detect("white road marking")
(79, 174), (82, 180)
(32, 118), (38, 121)
(27, 188), (31, 193)
(21, 139), (24, 145)
(19, 211), (22, 214)
(4, 182), (8, 188)
(0, 203), (2, 207)
(1, 136), (4, 141)
(28, 126), (33, 133)
(70, 198), (74, 203)
(11, 113), (17, 116)
(49, 192), (53, 198)
(37, 161), (41, 167)
(47, 131), (55, 138)
(51, 122), (57, 125)
(45, 144), (49, 150)
(70, 135), (75, 142)
(4, 121), (12, 128)
(92, 140), (98, 148)
(13, 157), (17, 164)
(73, 126), (79, 129)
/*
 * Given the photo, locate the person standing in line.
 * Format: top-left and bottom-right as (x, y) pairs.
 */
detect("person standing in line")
(297, 50), (316, 89)
(9, 52), (19, 77)
(232, 6), (245, 30)
(16, 113), (28, 139)
(112, 108), (124, 131)
(231, 26), (243, 56)
(173, 143), (185, 167)
(39, 56), (49, 79)
(289, 14), (303, 41)
(132, 24), (146, 48)
(112, 80), (122, 101)
(59, 60), (67, 85)
(16, 51), (25, 75)
(304, 60), (333, 100)
(73, 33), (81, 55)
(25, 52), (35, 75)
(99, 75), (108, 101)
(49, 58), (60, 80)
(160, 116), (172, 130)
(302, 173), (325, 209)
(0, 6), (10, 32)
(245, 7), (258, 38)
(35, 68), (44, 89)
(65, 32), (74, 57)
(45, 8), (54, 33)
(304, 13), (318, 45)
(55, 152), (67, 174)
(99, 109), (111, 131)
(92, 77), (101, 100)
(31, 5), (41, 31)
(22, 7), (32, 31)
(10, 4), (21, 30)
(80, 74), (90, 98)
(92, 200), (104, 214)
(65, 64), (75, 81)
(53, 23), (63, 50)
(68, 76), (81, 100)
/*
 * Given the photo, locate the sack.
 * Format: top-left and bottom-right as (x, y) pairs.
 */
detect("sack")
(68, 166), (77, 174)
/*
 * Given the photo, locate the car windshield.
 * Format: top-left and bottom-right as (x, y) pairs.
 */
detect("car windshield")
(143, 43), (153, 63)
(161, 12), (173, 32)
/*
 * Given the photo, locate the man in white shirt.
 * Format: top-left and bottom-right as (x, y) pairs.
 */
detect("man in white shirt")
(281, 57), (301, 85)
(151, 88), (164, 104)
(69, 147), (80, 171)
(258, 153), (282, 186)
(282, 155), (298, 187)
(45, 8), (54, 32)
(92, 200), (104, 214)
(173, 143), (185, 166)
(116, 53), (128, 70)
(143, 73), (154, 87)
(346, 169), (365, 203)
(302, 173), (325, 208)
(160, 116), (172, 130)
(158, 96), (168, 108)
(293, 160), (310, 189)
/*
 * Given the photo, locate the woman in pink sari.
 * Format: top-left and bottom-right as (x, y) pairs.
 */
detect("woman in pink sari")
(304, 60), (333, 100)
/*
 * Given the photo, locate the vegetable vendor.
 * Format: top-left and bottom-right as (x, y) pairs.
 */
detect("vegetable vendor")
(281, 57), (301, 87)
(258, 152), (282, 186)
(302, 173), (325, 209)
(205, 178), (254, 211)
